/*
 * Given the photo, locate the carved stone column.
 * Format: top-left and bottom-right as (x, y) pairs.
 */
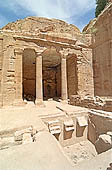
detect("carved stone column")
(14, 48), (25, 106)
(61, 56), (68, 102)
(35, 54), (43, 105)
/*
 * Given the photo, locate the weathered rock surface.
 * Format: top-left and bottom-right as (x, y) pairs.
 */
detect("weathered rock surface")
(92, 3), (112, 97)
(1, 17), (80, 35)
(95, 134), (112, 154)
(82, 18), (97, 34)
(88, 109), (112, 153)
(74, 149), (112, 170)
(0, 132), (75, 170)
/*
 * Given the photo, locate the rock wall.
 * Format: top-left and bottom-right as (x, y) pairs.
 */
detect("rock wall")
(82, 18), (97, 34)
(1, 35), (16, 106)
(2, 17), (80, 35)
(0, 38), (3, 105)
(77, 48), (94, 97)
(88, 110), (112, 153)
(88, 110), (112, 143)
(92, 3), (112, 97)
(67, 55), (78, 98)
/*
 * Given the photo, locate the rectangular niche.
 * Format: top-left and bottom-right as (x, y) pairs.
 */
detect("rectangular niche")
(76, 116), (88, 137)
(63, 119), (74, 140)
(48, 120), (61, 140)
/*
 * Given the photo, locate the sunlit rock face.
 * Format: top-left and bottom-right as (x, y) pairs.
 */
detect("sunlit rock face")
(2, 16), (80, 35)
(92, 3), (112, 97)
(82, 18), (97, 34)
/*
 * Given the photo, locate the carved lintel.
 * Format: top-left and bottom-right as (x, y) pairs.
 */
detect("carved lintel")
(36, 53), (43, 57)
(14, 48), (24, 54)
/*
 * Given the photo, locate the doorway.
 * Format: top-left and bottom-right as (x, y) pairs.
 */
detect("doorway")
(42, 48), (61, 100)
(22, 49), (36, 102)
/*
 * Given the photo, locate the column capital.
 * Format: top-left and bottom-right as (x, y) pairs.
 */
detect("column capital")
(59, 49), (69, 59)
(59, 48), (79, 58)
(14, 48), (24, 54)
(35, 47), (47, 56)
(36, 53), (43, 57)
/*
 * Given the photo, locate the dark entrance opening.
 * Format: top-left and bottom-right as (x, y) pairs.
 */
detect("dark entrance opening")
(22, 49), (36, 102)
(42, 48), (61, 100)
(67, 54), (78, 98)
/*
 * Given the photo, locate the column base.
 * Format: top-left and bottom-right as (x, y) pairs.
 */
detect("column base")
(35, 99), (45, 107)
(60, 99), (68, 104)
(13, 99), (27, 106)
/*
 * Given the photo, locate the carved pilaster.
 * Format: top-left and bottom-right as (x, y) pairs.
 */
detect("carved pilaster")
(35, 55), (43, 106)
(59, 49), (68, 103)
(35, 48), (46, 106)
(14, 48), (25, 106)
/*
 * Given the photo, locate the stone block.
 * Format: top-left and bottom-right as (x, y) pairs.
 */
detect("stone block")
(0, 137), (15, 149)
(76, 116), (88, 127)
(14, 131), (23, 141)
(23, 133), (33, 144)
(95, 134), (112, 154)
(64, 119), (74, 132)
(48, 120), (61, 135)
(63, 119), (74, 140)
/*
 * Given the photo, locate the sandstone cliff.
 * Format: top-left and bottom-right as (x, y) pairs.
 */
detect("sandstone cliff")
(82, 18), (97, 34)
(92, 3), (112, 96)
(2, 17), (80, 35)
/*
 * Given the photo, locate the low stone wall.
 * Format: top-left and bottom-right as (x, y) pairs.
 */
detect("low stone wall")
(88, 109), (112, 153)
(70, 95), (112, 112)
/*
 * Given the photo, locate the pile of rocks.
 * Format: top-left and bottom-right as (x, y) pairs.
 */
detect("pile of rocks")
(0, 126), (38, 150)
(70, 95), (105, 110)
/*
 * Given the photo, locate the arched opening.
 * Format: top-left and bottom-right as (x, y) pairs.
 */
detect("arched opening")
(22, 49), (36, 102)
(42, 48), (61, 100)
(67, 54), (78, 98)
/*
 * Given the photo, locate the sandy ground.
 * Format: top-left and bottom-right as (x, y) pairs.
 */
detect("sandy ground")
(0, 100), (88, 132)
(0, 100), (112, 170)
(64, 140), (97, 165)
(0, 132), (75, 170)
(1, 132), (112, 170)
(74, 149), (112, 170)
